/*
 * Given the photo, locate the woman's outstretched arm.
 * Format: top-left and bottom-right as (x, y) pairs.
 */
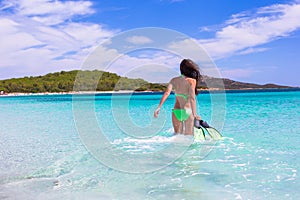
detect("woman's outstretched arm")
(154, 83), (173, 118)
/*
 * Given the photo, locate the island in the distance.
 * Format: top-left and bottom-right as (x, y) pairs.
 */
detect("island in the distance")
(0, 70), (295, 94)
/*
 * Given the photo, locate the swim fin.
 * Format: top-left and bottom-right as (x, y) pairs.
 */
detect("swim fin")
(194, 118), (205, 141)
(204, 127), (223, 140)
(194, 126), (205, 142)
(195, 119), (223, 140)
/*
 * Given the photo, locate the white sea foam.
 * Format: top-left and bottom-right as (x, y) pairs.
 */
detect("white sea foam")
(112, 134), (193, 145)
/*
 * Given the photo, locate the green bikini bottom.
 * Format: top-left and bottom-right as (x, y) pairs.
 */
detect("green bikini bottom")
(172, 108), (192, 122)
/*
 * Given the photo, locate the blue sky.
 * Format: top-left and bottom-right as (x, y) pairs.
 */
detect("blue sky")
(0, 0), (300, 86)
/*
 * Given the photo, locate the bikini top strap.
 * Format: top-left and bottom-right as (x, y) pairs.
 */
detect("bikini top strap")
(175, 93), (188, 101)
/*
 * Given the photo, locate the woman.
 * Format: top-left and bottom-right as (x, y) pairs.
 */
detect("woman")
(154, 59), (201, 135)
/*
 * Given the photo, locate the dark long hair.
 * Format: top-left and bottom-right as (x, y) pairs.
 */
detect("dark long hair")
(180, 59), (201, 95)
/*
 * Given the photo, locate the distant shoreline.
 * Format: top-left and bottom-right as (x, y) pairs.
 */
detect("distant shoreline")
(1, 87), (299, 97)
(1, 70), (297, 95)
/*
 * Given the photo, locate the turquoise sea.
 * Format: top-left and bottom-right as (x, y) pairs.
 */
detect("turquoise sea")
(0, 90), (299, 200)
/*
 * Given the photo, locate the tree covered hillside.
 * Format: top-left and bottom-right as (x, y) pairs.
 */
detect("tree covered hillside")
(0, 70), (166, 93)
(0, 70), (292, 94)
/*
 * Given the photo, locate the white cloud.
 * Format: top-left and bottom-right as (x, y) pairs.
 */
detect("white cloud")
(0, 1), (183, 81)
(237, 47), (269, 55)
(0, 0), (94, 25)
(100, 51), (181, 77)
(199, 2), (300, 59)
(126, 36), (153, 45)
(80, 46), (182, 82)
(61, 23), (115, 47)
(167, 38), (211, 63)
(199, 26), (212, 32)
(0, 0), (117, 78)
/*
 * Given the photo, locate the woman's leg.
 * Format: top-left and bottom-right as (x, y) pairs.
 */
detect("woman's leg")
(172, 112), (182, 134)
(184, 115), (194, 135)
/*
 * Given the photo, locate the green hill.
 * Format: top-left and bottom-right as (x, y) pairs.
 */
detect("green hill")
(0, 70), (293, 94)
(0, 70), (166, 93)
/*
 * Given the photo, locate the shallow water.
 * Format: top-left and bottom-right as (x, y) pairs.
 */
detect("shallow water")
(0, 90), (299, 199)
